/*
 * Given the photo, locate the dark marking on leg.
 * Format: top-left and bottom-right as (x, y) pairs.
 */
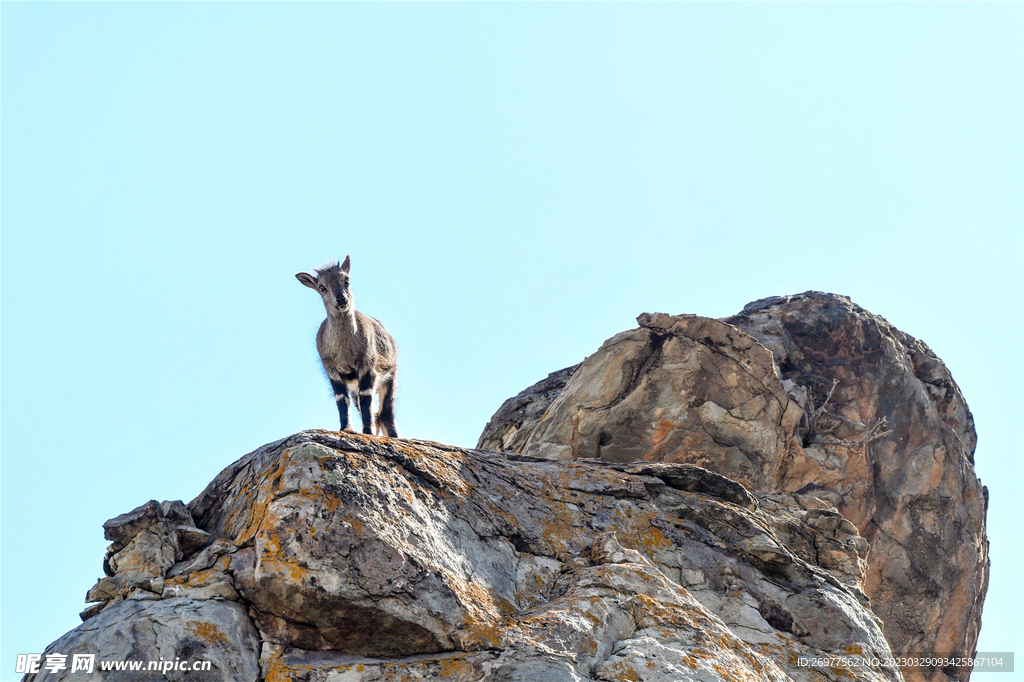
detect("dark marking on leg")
(358, 373), (375, 434)
(378, 376), (398, 438)
(329, 379), (351, 431)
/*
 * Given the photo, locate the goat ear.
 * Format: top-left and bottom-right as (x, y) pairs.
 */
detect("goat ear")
(296, 272), (318, 289)
(340, 255), (351, 274)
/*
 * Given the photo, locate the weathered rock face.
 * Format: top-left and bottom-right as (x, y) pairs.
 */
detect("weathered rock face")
(34, 430), (900, 682)
(726, 293), (988, 682)
(479, 292), (988, 682)
(481, 313), (802, 490)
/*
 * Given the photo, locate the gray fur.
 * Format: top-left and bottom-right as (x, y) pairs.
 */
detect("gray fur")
(296, 256), (399, 437)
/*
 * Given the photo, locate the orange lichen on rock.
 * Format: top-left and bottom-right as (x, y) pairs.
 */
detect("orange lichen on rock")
(457, 619), (505, 650)
(53, 429), (903, 682)
(437, 656), (475, 678)
(652, 419), (675, 446)
(256, 530), (307, 582)
(184, 621), (229, 648)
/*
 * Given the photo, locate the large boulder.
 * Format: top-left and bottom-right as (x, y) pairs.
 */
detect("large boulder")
(481, 313), (802, 490)
(479, 292), (988, 682)
(32, 430), (901, 682)
(726, 293), (988, 682)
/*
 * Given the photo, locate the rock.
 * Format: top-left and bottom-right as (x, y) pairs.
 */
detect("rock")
(261, 552), (797, 682)
(167, 538), (236, 579)
(726, 292), (988, 682)
(77, 602), (107, 622)
(177, 526), (212, 556)
(495, 314), (794, 491)
(758, 493), (869, 594)
(480, 292), (988, 682)
(84, 498), (213, 613)
(161, 499), (196, 527)
(102, 499), (165, 545)
(196, 432), (899, 681)
(622, 461), (759, 510)
(37, 430), (902, 682)
(26, 598), (261, 682)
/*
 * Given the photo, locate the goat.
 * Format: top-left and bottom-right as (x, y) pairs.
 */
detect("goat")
(296, 256), (399, 437)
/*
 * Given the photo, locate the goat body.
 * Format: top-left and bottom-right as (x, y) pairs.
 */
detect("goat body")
(296, 256), (398, 437)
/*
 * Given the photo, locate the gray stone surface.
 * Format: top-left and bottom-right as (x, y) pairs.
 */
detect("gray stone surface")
(35, 430), (900, 682)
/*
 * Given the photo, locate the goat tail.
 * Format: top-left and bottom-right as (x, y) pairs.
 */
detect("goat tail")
(376, 374), (398, 438)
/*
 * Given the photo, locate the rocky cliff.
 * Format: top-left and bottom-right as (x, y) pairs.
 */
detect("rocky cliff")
(479, 292), (988, 682)
(32, 431), (897, 682)
(28, 292), (985, 682)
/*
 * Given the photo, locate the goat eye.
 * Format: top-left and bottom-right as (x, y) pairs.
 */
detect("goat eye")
(318, 285), (326, 292)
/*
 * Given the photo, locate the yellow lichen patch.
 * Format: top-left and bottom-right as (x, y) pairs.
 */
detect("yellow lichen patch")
(312, 486), (341, 514)
(459, 620), (505, 649)
(530, 498), (587, 558)
(638, 522), (673, 555)
(386, 439), (472, 498)
(184, 621), (228, 647)
(163, 575), (187, 591)
(164, 564), (231, 591)
(225, 456), (293, 545)
(599, 662), (641, 681)
(630, 593), (703, 634)
(258, 531), (308, 582)
(259, 646), (288, 682)
(438, 657), (475, 678)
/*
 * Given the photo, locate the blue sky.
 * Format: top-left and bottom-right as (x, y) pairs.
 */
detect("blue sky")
(2, 2), (1021, 678)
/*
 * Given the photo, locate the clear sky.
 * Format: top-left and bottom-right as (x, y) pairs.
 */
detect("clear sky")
(2, 2), (1021, 678)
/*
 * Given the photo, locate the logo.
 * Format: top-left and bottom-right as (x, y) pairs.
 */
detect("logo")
(15, 653), (95, 674)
